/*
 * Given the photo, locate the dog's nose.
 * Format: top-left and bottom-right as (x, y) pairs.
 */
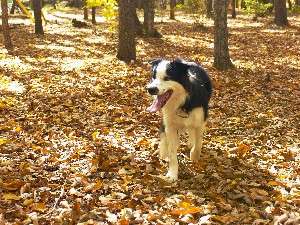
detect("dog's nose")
(147, 87), (159, 95)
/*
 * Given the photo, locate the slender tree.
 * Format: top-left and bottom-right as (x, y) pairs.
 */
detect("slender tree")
(206, 0), (213, 18)
(84, 8), (88, 20)
(213, 0), (233, 70)
(133, 8), (143, 35)
(117, 0), (136, 62)
(92, 7), (96, 24)
(32, 0), (44, 34)
(83, 0), (88, 20)
(143, 0), (161, 37)
(274, 0), (288, 26)
(170, 0), (176, 19)
(143, 0), (154, 34)
(1, 0), (13, 51)
(231, 0), (236, 18)
(10, 0), (16, 14)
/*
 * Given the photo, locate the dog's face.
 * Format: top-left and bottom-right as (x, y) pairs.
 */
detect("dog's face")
(146, 59), (190, 112)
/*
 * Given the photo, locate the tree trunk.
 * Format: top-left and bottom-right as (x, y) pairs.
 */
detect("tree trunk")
(133, 9), (143, 35)
(32, 0), (44, 34)
(92, 7), (96, 24)
(240, 0), (246, 9)
(296, 0), (300, 5)
(213, 0), (233, 70)
(1, 0), (13, 51)
(117, 0), (136, 62)
(231, 0), (236, 18)
(274, 0), (288, 26)
(143, 0), (160, 37)
(84, 8), (88, 20)
(83, 0), (88, 19)
(206, 0), (213, 18)
(10, 0), (16, 14)
(170, 0), (176, 19)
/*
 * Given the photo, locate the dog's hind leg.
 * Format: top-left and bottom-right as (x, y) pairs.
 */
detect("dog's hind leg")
(190, 123), (205, 161)
(187, 128), (196, 149)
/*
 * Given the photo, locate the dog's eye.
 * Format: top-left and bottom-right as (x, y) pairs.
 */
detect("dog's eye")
(164, 77), (170, 81)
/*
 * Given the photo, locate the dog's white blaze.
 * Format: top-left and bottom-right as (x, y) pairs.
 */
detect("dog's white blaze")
(155, 60), (169, 80)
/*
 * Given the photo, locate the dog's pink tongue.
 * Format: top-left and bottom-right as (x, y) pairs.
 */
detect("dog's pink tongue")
(147, 97), (162, 113)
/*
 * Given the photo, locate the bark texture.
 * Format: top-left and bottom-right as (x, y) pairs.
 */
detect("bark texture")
(206, 0), (213, 18)
(133, 9), (143, 36)
(10, 0), (16, 14)
(117, 0), (136, 62)
(274, 0), (288, 26)
(213, 0), (233, 70)
(143, 0), (161, 37)
(84, 8), (88, 20)
(1, 0), (13, 50)
(170, 0), (176, 19)
(231, 0), (236, 18)
(32, 0), (44, 34)
(92, 7), (96, 24)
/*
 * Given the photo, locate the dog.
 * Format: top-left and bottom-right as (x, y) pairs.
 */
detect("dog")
(146, 58), (212, 181)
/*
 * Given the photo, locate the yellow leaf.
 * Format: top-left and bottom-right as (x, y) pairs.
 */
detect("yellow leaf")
(3, 193), (21, 201)
(0, 138), (9, 146)
(178, 201), (192, 209)
(14, 126), (22, 132)
(170, 207), (202, 216)
(92, 130), (100, 141)
(23, 198), (34, 206)
(32, 203), (46, 212)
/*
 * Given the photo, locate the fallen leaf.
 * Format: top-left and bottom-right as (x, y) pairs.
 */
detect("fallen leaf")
(237, 143), (251, 157)
(170, 207), (202, 216)
(3, 193), (21, 201)
(32, 203), (47, 212)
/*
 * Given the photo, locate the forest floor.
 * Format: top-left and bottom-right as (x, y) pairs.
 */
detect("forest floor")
(0, 8), (300, 225)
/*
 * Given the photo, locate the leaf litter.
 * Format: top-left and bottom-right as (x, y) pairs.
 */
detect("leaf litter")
(0, 9), (300, 224)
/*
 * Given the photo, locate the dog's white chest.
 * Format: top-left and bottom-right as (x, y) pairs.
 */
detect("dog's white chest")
(163, 107), (205, 129)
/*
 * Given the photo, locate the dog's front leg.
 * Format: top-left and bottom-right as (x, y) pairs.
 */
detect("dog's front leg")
(159, 123), (169, 161)
(165, 126), (179, 181)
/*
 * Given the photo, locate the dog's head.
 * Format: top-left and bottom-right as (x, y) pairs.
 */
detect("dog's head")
(146, 58), (190, 112)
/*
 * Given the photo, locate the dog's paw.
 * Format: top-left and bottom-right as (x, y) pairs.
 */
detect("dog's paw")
(159, 153), (169, 162)
(164, 171), (178, 182)
(190, 149), (201, 161)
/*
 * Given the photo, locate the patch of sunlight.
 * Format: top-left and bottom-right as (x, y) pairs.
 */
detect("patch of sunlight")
(47, 26), (80, 36)
(84, 35), (108, 44)
(230, 21), (262, 28)
(164, 35), (212, 48)
(261, 28), (287, 33)
(60, 58), (85, 71)
(234, 60), (262, 70)
(0, 57), (33, 72)
(274, 56), (300, 69)
(35, 43), (76, 53)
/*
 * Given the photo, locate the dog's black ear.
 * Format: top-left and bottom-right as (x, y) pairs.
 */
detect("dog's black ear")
(170, 58), (190, 74)
(149, 58), (162, 67)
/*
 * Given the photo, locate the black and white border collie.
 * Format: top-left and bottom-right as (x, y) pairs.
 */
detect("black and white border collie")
(146, 58), (212, 182)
